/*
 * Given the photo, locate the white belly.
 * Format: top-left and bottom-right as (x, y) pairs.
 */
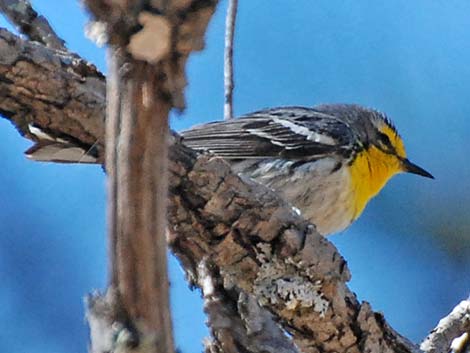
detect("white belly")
(235, 158), (355, 235)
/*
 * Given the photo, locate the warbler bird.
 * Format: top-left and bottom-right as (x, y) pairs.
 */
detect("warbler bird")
(181, 104), (433, 235)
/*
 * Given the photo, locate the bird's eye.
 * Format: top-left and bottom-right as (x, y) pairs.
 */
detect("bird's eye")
(378, 132), (393, 150)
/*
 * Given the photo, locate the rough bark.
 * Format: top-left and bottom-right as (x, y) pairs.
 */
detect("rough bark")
(0, 28), (105, 160)
(197, 259), (299, 353)
(0, 0), (67, 50)
(0, 8), (468, 353)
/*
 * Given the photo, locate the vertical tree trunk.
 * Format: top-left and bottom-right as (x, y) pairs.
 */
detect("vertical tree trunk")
(105, 50), (173, 352)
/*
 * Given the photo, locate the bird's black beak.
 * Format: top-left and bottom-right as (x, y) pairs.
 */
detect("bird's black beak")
(401, 158), (434, 179)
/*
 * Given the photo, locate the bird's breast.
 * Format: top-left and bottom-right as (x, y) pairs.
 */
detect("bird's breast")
(241, 157), (357, 235)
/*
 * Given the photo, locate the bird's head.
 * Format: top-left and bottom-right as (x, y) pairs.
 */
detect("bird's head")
(361, 107), (434, 179)
(314, 104), (434, 179)
(313, 103), (433, 220)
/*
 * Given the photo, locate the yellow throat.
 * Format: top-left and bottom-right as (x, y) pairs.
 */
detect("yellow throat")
(349, 144), (404, 220)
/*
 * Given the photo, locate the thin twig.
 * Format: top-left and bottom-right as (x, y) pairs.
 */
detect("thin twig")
(224, 0), (237, 120)
(0, 0), (67, 50)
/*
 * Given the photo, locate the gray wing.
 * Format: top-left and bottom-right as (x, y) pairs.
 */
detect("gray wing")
(181, 106), (356, 160)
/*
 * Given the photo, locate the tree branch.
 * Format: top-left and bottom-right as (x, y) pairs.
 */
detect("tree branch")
(198, 259), (299, 353)
(0, 0), (67, 50)
(0, 28), (105, 161)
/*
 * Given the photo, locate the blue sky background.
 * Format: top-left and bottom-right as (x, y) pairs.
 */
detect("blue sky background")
(1, 1), (470, 352)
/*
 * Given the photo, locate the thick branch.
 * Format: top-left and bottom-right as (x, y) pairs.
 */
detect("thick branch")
(198, 260), (299, 353)
(0, 28), (105, 160)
